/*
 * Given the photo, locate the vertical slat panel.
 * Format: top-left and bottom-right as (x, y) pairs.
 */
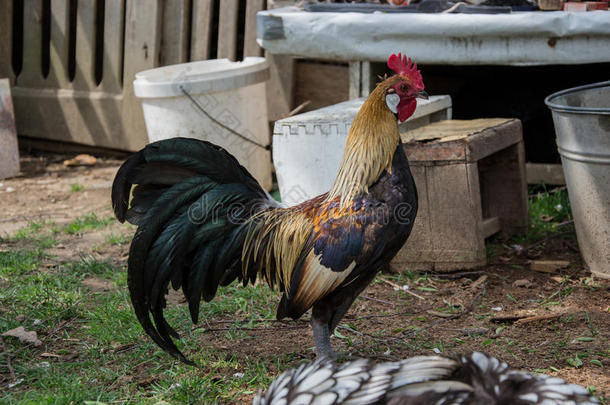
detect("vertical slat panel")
(73, 0), (97, 89)
(0, 1), (14, 82)
(244, 0), (264, 57)
(100, 0), (125, 93)
(160, 0), (190, 65)
(19, 0), (45, 87)
(123, 0), (162, 86)
(190, 0), (213, 61)
(217, 0), (238, 60)
(47, 1), (71, 88)
(122, 0), (163, 149)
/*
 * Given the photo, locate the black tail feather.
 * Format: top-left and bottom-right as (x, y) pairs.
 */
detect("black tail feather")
(112, 138), (272, 364)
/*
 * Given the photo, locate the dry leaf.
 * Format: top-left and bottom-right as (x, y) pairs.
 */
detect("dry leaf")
(2, 326), (42, 346)
(63, 154), (97, 167)
(40, 352), (62, 358)
(513, 279), (534, 288)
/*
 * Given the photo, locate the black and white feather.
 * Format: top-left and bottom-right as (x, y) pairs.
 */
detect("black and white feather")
(253, 352), (598, 405)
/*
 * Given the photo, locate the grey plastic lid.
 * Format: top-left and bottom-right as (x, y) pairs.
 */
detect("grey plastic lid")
(133, 57), (269, 98)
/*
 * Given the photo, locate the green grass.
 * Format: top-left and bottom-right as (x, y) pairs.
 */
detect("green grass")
(70, 183), (84, 193)
(528, 185), (572, 238)
(488, 186), (575, 255)
(63, 213), (115, 235)
(0, 248), (286, 404)
(2, 221), (58, 249)
(106, 232), (132, 246)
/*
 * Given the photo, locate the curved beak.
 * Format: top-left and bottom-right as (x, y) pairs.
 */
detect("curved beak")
(416, 90), (429, 100)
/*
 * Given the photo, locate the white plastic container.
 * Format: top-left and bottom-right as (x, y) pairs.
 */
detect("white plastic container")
(273, 95), (452, 206)
(133, 58), (272, 190)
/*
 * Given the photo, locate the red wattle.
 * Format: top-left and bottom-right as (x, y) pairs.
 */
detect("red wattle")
(397, 99), (416, 122)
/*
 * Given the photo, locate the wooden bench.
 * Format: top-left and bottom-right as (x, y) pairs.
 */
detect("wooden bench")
(392, 118), (528, 271)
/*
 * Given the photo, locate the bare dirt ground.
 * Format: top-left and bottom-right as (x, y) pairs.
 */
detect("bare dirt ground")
(1, 153), (609, 403)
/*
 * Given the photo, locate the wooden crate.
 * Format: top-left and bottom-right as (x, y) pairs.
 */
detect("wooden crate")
(392, 118), (528, 271)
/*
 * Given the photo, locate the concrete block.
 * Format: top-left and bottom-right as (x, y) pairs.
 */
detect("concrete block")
(0, 79), (19, 180)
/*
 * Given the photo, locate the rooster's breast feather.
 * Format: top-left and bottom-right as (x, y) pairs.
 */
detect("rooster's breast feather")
(275, 196), (391, 319)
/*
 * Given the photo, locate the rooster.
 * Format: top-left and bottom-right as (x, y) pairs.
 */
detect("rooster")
(111, 53), (426, 364)
(253, 352), (599, 405)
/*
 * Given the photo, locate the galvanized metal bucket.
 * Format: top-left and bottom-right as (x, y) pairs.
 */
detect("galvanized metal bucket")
(546, 81), (610, 279)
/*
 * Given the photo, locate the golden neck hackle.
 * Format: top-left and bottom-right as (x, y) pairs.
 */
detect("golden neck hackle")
(327, 79), (402, 207)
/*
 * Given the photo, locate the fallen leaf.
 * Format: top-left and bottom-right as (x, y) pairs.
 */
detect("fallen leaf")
(513, 279), (534, 288)
(8, 378), (24, 389)
(40, 352), (62, 358)
(2, 326), (42, 346)
(63, 154), (97, 167)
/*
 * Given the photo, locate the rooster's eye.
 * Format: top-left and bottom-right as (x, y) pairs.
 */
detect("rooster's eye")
(400, 84), (407, 92)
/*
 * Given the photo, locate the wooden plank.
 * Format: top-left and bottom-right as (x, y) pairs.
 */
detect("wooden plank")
(266, 53), (294, 121)
(47, 1), (71, 88)
(360, 61), (372, 96)
(122, 0), (163, 149)
(19, 0), (45, 87)
(478, 140), (529, 235)
(190, 0), (213, 61)
(467, 119), (522, 162)
(0, 1), (14, 82)
(100, 0), (125, 93)
(526, 163), (565, 185)
(218, 0), (239, 60)
(73, 0), (98, 90)
(392, 165), (433, 264)
(244, 0), (265, 57)
(160, 0), (190, 65)
(12, 86), (127, 149)
(0, 80), (20, 179)
(348, 62), (361, 100)
(429, 163), (483, 252)
(294, 61), (349, 112)
(481, 216), (501, 238)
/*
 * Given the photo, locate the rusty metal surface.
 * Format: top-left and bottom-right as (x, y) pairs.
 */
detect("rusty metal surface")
(0, 78), (19, 180)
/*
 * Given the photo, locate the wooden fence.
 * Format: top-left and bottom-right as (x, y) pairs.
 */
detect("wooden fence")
(0, 0), (267, 151)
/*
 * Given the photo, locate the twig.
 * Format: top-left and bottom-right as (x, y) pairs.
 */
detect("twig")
(193, 324), (308, 333)
(402, 281), (487, 338)
(201, 318), (309, 325)
(357, 295), (394, 306)
(281, 100), (312, 119)
(518, 231), (575, 253)
(431, 271), (484, 280)
(378, 277), (426, 300)
(353, 308), (427, 321)
(426, 310), (455, 319)
(0, 336), (16, 382)
(514, 313), (566, 326)
(337, 325), (402, 344)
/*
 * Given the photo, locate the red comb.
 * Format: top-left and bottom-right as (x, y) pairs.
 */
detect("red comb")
(387, 53), (424, 90)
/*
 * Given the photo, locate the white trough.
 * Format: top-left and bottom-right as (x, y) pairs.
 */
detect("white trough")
(273, 95), (452, 205)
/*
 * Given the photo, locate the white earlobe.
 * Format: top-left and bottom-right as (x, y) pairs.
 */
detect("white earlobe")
(385, 93), (400, 114)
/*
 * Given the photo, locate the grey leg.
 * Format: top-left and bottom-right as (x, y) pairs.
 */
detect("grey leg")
(329, 298), (354, 334)
(311, 317), (336, 359)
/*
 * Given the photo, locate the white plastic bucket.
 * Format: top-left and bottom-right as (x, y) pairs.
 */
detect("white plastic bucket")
(133, 58), (272, 190)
